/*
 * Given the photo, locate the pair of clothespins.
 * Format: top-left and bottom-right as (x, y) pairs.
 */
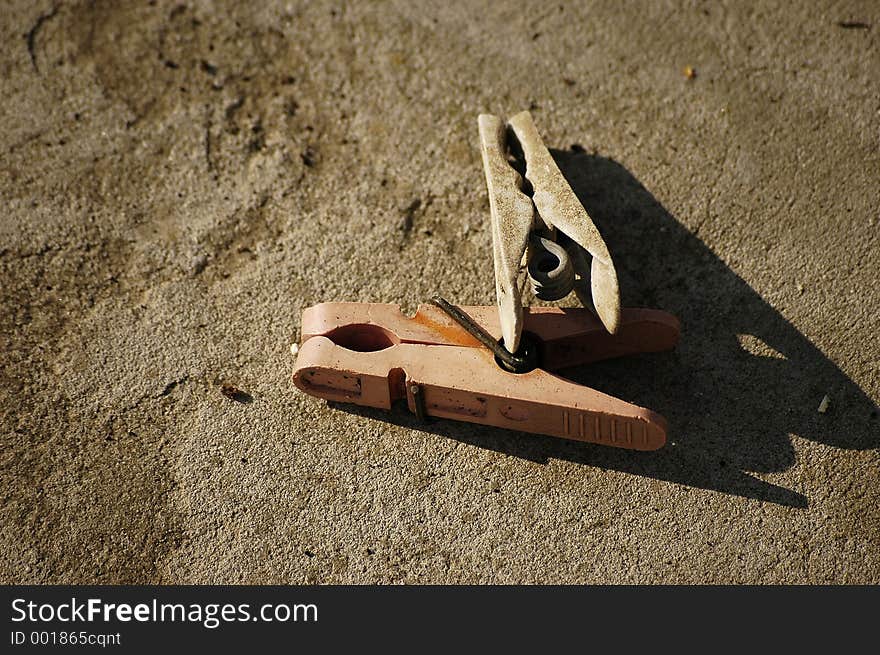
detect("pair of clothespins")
(291, 112), (680, 449)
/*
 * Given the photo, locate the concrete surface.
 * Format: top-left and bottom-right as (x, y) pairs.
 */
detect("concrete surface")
(1, 0), (878, 584)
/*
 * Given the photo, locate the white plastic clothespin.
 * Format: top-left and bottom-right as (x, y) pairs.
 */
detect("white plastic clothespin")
(478, 111), (621, 354)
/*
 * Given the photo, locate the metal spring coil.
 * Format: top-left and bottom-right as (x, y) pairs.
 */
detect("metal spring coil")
(527, 236), (575, 301)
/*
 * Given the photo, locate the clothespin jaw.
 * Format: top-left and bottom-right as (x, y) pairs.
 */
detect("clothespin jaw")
(479, 110), (622, 357)
(478, 114), (533, 353)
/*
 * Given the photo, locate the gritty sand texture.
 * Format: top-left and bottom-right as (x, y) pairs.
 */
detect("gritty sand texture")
(1, 1), (878, 584)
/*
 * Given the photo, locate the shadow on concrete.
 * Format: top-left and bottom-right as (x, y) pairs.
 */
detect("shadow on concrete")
(332, 148), (879, 508)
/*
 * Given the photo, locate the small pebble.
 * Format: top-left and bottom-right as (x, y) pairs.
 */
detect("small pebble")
(220, 384), (252, 403)
(818, 394), (830, 414)
(290, 342), (299, 356)
(189, 253), (208, 276)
